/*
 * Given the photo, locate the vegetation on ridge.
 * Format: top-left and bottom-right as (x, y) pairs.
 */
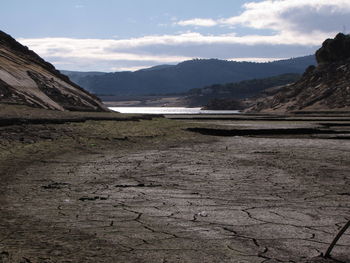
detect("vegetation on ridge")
(185, 73), (300, 109)
(64, 56), (315, 96)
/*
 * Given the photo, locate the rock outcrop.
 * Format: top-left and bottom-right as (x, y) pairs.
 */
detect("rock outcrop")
(0, 30), (107, 111)
(316, 33), (350, 64)
(249, 33), (350, 113)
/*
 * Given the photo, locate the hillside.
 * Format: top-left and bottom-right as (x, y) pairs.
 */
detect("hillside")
(249, 33), (350, 113)
(64, 56), (316, 96)
(186, 73), (300, 108)
(0, 31), (106, 111)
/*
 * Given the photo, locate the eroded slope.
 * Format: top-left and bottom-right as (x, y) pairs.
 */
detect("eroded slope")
(0, 30), (106, 111)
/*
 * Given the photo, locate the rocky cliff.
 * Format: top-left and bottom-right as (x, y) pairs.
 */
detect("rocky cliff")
(0, 30), (107, 111)
(249, 33), (350, 113)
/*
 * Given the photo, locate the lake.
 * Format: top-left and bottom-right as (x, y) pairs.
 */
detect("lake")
(109, 107), (241, 114)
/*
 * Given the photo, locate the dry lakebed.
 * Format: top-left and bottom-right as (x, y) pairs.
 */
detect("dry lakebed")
(0, 110), (349, 263)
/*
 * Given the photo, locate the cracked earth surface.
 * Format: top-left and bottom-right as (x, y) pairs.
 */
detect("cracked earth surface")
(0, 136), (349, 262)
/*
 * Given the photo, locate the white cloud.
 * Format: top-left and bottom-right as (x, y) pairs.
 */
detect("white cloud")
(219, 0), (350, 34)
(19, 29), (326, 59)
(110, 66), (151, 72)
(18, 31), (322, 71)
(177, 18), (218, 27)
(19, 37), (192, 63)
(20, 0), (349, 71)
(176, 0), (350, 40)
(228, 57), (287, 63)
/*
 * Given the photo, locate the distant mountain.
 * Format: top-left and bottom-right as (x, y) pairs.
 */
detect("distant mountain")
(60, 70), (106, 82)
(0, 30), (106, 111)
(248, 33), (350, 113)
(60, 70), (107, 93)
(64, 56), (316, 96)
(138, 64), (173, 72)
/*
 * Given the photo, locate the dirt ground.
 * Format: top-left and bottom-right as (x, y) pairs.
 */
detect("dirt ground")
(0, 116), (350, 263)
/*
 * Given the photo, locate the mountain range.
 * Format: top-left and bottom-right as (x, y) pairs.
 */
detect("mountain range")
(63, 56), (316, 96)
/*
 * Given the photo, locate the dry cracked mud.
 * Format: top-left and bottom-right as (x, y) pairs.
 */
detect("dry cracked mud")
(0, 135), (350, 262)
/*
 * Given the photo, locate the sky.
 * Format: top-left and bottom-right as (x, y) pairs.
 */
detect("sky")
(1, 0), (350, 72)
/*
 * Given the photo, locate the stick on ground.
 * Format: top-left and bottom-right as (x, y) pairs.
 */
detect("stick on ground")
(324, 220), (350, 258)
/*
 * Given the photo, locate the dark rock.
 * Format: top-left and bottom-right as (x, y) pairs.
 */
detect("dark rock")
(316, 33), (350, 64)
(202, 98), (246, 110)
(42, 182), (70, 190)
(79, 196), (108, 201)
(19, 258), (32, 263)
(0, 251), (9, 263)
(115, 183), (162, 188)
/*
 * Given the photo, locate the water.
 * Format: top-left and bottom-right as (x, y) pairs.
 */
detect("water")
(109, 107), (241, 115)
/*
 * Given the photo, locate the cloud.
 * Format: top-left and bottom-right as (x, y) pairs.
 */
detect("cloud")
(220, 0), (350, 34)
(110, 66), (151, 72)
(19, 37), (192, 62)
(176, 0), (350, 38)
(116, 42), (315, 61)
(228, 57), (287, 63)
(20, 30), (325, 58)
(45, 56), (162, 72)
(18, 31), (321, 71)
(20, 0), (348, 72)
(177, 18), (218, 27)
